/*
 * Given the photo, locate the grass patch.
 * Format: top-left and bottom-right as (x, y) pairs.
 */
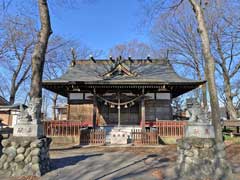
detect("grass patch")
(223, 135), (240, 144)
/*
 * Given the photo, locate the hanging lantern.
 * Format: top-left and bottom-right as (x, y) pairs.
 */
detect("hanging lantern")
(124, 104), (128, 108)
(131, 102), (135, 106)
(104, 101), (107, 105)
(110, 104), (115, 108)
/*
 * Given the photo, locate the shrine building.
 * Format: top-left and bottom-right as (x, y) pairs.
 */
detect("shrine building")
(43, 57), (205, 129)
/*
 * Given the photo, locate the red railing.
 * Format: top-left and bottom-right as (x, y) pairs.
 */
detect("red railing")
(43, 120), (92, 136)
(156, 120), (187, 137)
(131, 129), (158, 145)
(43, 120), (187, 139)
(80, 129), (106, 145)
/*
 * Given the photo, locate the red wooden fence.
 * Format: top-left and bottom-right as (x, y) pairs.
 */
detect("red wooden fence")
(156, 120), (187, 137)
(80, 129), (106, 145)
(43, 120), (187, 139)
(43, 120), (88, 136)
(131, 129), (158, 145)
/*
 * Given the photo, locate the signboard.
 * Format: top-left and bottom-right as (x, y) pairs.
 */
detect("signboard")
(69, 93), (83, 100)
(185, 125), (215, 138)
(110, 129), (131, 144)
(13, 124), (44, 137)
(156, 93), (171, 100)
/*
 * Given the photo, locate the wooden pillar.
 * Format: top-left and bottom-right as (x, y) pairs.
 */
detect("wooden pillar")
(141, 89), (145, 130)
(118, 92), (121, 127)
(93, 90), (97, 129)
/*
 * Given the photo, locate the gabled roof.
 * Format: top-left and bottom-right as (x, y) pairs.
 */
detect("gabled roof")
(43, 59), (205, 98)
(44, 59), (204, 83)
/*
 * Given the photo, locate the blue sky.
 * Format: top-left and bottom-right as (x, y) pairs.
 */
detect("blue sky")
(50, 0), (148, 54)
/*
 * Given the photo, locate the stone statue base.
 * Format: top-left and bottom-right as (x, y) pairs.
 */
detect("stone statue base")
(110, 128), (131, 144)
(176, 138), (233, 180)
(185, 123), (215, 138)
(0, 136), (51, 177)
(13, 123), (44, 137)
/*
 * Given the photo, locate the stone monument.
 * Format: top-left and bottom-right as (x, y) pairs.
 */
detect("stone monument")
(13, 98), (44, 137)
(176, 101), (233, 180)
(185, 101), (215, 138)
(110, 128), (131, 144)
(0, 98), (51, 177)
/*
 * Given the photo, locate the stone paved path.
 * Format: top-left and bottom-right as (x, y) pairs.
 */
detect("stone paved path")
(41, 146), (177, 180)
(1, 144), (240, 180)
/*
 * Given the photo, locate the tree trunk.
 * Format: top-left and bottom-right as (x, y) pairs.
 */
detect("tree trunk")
(9, 84), (16, 105)
(223, 72), (238, 120)
(202, 69), (208, 109)
(30, 0), (52, 99)
(194, 61), (207, 109)
(202, 83), (208, 109)
(52, 93), (58, 120)
(28, 0), (52, 122)
(9, 73), (17, 104)
(188, 0), (222, 142)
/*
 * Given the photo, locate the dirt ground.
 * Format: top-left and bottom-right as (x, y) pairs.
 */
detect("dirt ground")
(5, 142), (240, 180)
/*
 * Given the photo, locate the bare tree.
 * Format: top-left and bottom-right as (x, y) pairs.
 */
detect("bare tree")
(150, 8), (208, 107)
(109, 39), (154, 59)
(187, 0), (222, 142)
(140, 0), (223, 141)
(0, 16), (36, 104)
(29, 0), (52, 120)
(207, 1), (240, 120)
(43, 37), (102, 119)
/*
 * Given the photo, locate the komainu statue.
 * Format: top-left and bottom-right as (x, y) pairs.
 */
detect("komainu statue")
(188, 101), (209, 124)
(19, 97), (42, 124)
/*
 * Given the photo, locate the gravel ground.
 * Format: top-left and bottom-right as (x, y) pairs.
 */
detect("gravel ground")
(2, 143), (240, 180)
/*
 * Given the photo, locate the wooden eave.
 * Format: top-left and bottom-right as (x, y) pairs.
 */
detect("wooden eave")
(42, 80), (205, 98)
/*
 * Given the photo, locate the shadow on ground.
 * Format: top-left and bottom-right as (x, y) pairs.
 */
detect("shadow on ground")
(50, 153), (103, 171)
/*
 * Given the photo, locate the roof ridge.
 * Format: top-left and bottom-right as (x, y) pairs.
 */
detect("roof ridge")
(74, 59), (169, 65)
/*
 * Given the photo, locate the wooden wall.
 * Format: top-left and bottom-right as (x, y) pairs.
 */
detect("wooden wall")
(0, 111), (12, 126)
(145, 99), (172, 121)
(68, 103), (93, 124)
(68, 99), (172, 125)
(97, 102), (139, 125)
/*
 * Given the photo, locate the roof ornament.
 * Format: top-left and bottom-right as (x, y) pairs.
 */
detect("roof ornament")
(102, 55), (137, 78)
(89, 55), (96, 63)
(71, 48), (77, 67)
(128, 56), (134, 63)
(116, 55), (122, 64)
(147, 55), (152, 62)
(109, 56), (115, 62)
(166, 49), (171, 65)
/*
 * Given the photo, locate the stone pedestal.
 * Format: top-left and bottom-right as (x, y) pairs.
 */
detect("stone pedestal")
(176, 138), (233, 180)
(110, 128), (131, 144)
(13, 123), (44, 137)
(0, 136), (51, 177)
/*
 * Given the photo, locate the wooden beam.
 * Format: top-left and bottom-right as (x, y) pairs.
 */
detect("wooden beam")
(141, 91), (145, 129)
(93, 90), (97, 129)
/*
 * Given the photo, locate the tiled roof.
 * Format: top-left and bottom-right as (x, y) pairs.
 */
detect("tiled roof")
(43, 59), (204, 84)
(42, 59), (205, 98)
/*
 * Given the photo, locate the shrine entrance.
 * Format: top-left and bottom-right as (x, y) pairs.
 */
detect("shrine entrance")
(96, 92), (143, 127)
